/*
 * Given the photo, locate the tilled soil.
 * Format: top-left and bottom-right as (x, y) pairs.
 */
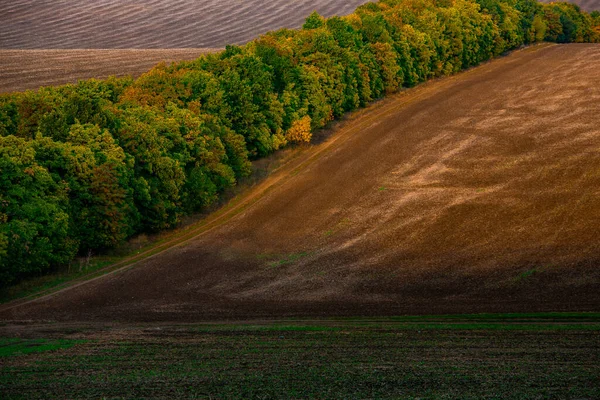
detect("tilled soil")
(0, 49), (219, 93)
(540, 0), (600, 11)
(1, 0), (596, 52)
(0, 0), (372, 49)
(2, 43), (600, 323)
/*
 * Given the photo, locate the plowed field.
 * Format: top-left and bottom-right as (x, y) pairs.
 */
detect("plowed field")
(0, 49), (218, 93)
(2, 44), (600, 323)
(0, 0), (372, 49)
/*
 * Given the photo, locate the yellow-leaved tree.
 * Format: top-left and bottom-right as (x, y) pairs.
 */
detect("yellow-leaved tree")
(285, 115), (312, 143)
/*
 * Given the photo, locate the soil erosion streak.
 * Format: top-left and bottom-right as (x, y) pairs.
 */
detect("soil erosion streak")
(3, 44), (600, 322)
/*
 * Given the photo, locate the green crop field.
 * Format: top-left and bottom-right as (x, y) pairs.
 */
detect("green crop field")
(1, 314), (599, 399)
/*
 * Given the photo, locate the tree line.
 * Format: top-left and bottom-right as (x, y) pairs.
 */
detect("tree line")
(1, 0), (599, 287)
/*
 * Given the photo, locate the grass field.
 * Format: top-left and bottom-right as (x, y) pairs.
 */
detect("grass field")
(1, 314), (599, 399)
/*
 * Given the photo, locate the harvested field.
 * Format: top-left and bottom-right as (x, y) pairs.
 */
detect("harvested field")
(2, 43), (600, 323)
(0, 49), (219, 93)
(0, 0), (372, 49)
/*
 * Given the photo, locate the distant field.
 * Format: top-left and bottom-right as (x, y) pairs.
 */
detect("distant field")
(0, 49), (219, 93)
(0, 0), (372, 49)
(0, 0), (597, 51)
(1, 0), (597, 93)
(540, 0), (600, 10)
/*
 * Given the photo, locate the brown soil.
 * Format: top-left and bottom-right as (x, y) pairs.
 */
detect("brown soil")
(539, 0), (600, 11)
(1, 0), (596, 53)
(2, 43), (600, 323)
(0, 0), (372, 49)
(0, 49), (219, 93)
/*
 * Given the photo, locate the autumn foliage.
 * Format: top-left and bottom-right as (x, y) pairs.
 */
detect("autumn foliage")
(0, 0), (598, 286)
(286, 116), (312, 143)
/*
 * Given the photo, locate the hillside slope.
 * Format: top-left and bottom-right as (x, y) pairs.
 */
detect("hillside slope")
(3, 44), (600, 322)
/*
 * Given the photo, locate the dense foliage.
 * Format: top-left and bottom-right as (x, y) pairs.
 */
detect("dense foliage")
(1, 0), (598, 287)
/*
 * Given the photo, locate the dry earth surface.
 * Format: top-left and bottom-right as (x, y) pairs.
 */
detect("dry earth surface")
(1, 0), (597, 93)
(0, 0), (372, 49)
(2, 43), (600, 323)
(0, 49), (219, 93)
(0, 0), (372, 93)
(540, 0), (600, 10)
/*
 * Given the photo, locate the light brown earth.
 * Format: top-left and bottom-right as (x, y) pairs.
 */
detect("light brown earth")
(539, 0), (600, 11)
(0, 0), (373, 92)
(2, 43), (600, 323)
(0, 0), (372, 49)
(0, 49), (219, 93)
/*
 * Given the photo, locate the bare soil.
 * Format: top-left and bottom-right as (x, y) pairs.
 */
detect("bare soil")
(539, 0), (600, 11)
(2, 43), (600, 323)
(0, 49), (219, 93)
(0, 0), (372, 49)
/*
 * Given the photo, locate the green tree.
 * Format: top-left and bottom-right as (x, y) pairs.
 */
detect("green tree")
(0, 136), (77, 285)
